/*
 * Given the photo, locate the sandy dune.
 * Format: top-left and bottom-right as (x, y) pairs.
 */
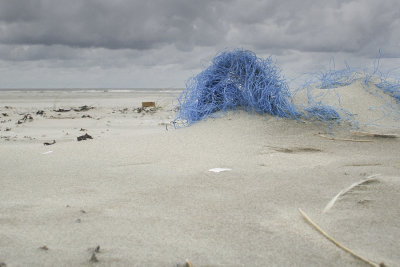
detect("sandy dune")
(0, 87), (399, 266)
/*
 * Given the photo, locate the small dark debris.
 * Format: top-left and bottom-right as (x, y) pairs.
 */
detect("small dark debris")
(75, 218), (81, 223)
(66, 205), (70, 208)
(5, 128), (11, 131)
(36, 110), (45, 115)
(43, 140), (56, 146)
(176, 260), (193, 267)
(81, 114), (92, 118)
(134, 107), (158, 114)
(89, 253), (99, 263)
(0, 262), (7, 267)
(95, 246), (100, 253)
(24, 114), (33, 120)
(80, 128), (87, 131)
(17, 114), (33, 124)
(77, 134), (93, 141)
(1, 113), (8, 116)
(119, 108), (129, 114)
(74, 105), (94, 112)
(80, 209), (87, 214)
(53, 108), (71, 112)
(39, 245), (49, 251)
(4, 106), (11, 109)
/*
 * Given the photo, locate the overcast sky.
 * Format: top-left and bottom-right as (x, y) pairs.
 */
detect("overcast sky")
(1, 0), (400, 88)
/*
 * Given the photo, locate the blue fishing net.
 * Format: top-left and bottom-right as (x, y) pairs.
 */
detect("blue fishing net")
(175, 50), (298, 125)
(175, 49), (399, 127)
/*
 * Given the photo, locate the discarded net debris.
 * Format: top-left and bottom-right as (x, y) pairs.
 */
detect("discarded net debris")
(175, 50), (298, 125)
(175, 49), (400, 127)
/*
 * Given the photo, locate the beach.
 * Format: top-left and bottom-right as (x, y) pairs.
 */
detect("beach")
(0, 87), (399, 266)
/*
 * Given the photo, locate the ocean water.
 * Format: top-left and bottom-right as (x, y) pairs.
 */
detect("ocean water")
(0, 88), (183, 94)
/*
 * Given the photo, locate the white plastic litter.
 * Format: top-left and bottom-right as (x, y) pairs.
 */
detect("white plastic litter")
(208, 168), (231, 173)
(42, 151), (53, 155)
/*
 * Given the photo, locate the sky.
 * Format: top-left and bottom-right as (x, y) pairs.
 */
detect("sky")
(1, 0), (400, 89)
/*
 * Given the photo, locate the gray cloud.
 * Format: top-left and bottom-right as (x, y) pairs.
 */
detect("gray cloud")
(0, 0), (230, 50)
(0, 0), (400, 88)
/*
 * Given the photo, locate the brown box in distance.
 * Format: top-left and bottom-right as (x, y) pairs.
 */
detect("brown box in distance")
(142, 102), (156, 108)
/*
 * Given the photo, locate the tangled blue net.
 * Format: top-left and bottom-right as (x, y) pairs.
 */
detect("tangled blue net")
(304, 105), (341, 121)
(317, 65), (356, 89)
(175, 49), (400, 128)
(376, 79), (400, 103)
(175, 50), (298, 125)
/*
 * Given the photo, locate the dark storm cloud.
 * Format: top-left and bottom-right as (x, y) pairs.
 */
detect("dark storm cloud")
(225, 0), (400, 56)
(1, 0), (400, 88)
(1, 0), (400, 56)
(0, 0), (229, 50)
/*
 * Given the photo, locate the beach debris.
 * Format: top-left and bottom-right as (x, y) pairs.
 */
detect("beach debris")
(345, 163), (382, 167)
(315, 133), (373, 142)
(75, 218), (81, 223)
(298, 208), (380, 267)
(42, 151), (53, 155)
(80, 128), (87, 131)
(323, 174), (380, 213)
(305, 105), (341, 121)
(88, 245), (101, 263)
(80, 209), (87, 214)
(53, 108), (71, 112)
(36, 110), (45, 115)
(1, 113), (8, 116)
(43, 140), (56, 146)
(142, 101), (156, 108)
(89, 253), (99, 263)
(134, 106), (158, 114)
(175, 50), (297, 126)
(351, 131), (398, 139)
(74, 105), (94, 112)
(39, 245), (49, 251)
(5, 128), (11, 131)
(0, 262), (7, 267)
(77, 133), (93, 141)
(176, 259), (193, 267)
(119, 108), (129, 114)
(55, 108), (71, 112)
(17, 114), (33, 124)
(209, 168), (231, 173)
(81, 114), (92, 118)
(268, 146), (322, 153)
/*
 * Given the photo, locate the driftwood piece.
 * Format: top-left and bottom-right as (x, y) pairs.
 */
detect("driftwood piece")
(299, 208), (379, 267)
(53, 108), (71, 112)
(315, 133), (373, 143)
(77, 133), (93, 141)
(43, 140), (56, 146)
(73, 105), (94, 112)
(351, 131), (398, 139)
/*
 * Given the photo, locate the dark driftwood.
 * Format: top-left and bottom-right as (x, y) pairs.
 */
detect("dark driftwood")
(43, 140), (56, 146)
(77, 133), (93, 141)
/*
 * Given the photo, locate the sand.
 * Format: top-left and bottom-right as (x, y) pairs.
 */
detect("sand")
(0, 86), (399, 266)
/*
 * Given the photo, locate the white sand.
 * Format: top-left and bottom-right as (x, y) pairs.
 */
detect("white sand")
(0, 87), (399, 266)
